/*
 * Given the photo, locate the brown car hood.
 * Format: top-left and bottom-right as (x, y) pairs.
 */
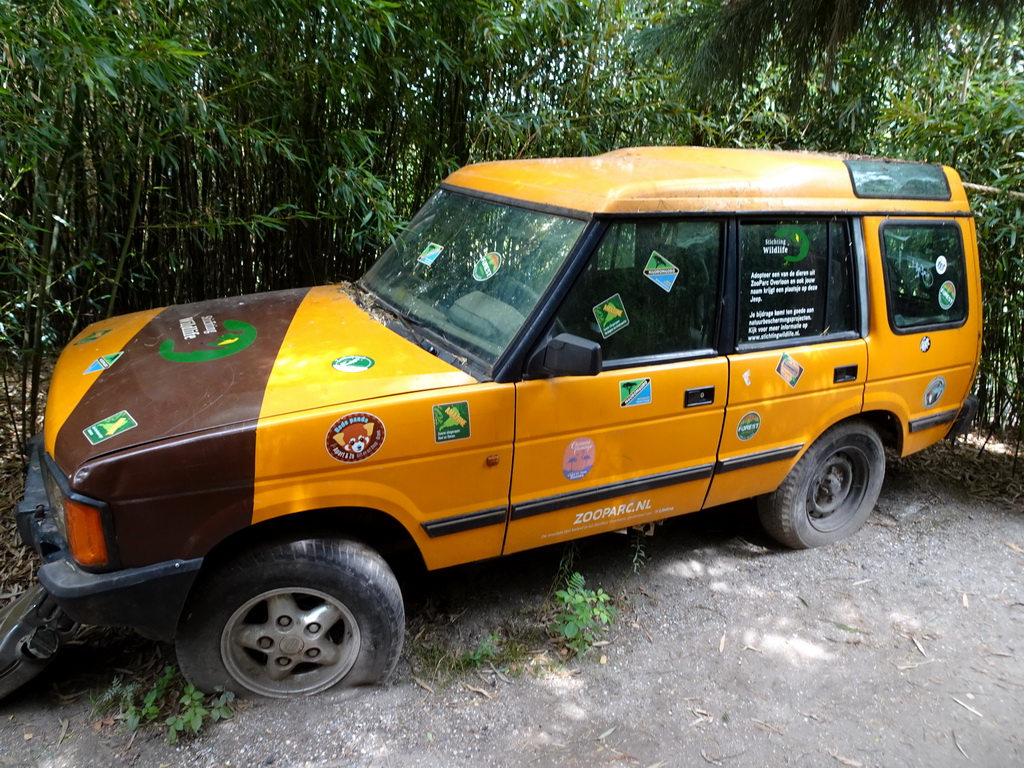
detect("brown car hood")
(45, 286), (475, 476)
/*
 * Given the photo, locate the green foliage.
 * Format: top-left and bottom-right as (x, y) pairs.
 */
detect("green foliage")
(550, 572), (618, 657)
(90, 665), (234, 743)
(461, 632), (502, 668)
(165, 684), (235, 744)
(630, 529), (649, 574)
(1, 0), (1022, 441)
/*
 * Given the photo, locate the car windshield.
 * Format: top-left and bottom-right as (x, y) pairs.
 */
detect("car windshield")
(360, 189), (586, 366)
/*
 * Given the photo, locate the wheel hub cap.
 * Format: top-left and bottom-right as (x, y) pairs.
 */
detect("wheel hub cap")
(220, 587), (360, 697)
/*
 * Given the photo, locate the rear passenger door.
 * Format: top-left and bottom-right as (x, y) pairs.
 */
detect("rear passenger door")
(505, 219), (728, 554)
(704, 218), (867, 508)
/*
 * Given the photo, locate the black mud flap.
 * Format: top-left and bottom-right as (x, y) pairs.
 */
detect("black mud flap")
(0, 584), (78, 701)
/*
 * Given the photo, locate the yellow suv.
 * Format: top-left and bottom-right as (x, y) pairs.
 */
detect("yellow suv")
(7, 147), (980, 699)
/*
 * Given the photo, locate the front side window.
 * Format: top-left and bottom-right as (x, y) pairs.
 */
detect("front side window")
(881, 220), (967, 331)
(738, 219), (856, 347)
(361, 190), (586, 365)
(552, 219), (722, 364)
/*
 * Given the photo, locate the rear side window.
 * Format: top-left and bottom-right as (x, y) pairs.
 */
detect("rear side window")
(738, 219), (857, 347)
(881, 221), (967, 331)
(845, 159), (951, 201)
(553, 219), (722, 364)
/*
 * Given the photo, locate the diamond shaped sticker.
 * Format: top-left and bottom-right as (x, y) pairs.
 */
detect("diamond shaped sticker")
(592, 293), (629, 338)
(643, 251), (679, 293)
(84, 352), (124, 374)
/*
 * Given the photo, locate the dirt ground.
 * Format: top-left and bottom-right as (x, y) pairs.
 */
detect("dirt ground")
(1, 445), (1023, 768)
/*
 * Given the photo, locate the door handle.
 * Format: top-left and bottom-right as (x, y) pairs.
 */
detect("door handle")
(833, 365), (858, 383)
(685, 386), (715, 407)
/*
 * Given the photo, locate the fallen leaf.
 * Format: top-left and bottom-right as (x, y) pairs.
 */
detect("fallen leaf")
(962, 593), (969, 608)
(23, 733), (32, 741)
(464, 683), (495, 700)
(413, 676), (435, 694)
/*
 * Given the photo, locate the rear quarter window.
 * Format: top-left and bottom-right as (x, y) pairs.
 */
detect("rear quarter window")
(880, 220), (967, 332)
(737, 219), (857, 348)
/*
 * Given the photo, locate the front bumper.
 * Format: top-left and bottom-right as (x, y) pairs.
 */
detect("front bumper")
(15, 436), (203, 641)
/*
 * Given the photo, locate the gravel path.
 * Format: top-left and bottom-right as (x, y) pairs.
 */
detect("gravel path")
(2, 453), (1022, 767)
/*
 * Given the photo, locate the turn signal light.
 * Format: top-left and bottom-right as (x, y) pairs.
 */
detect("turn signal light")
(65, 498), (109, 567)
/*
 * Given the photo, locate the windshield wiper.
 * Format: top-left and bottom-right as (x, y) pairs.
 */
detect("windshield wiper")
(348, 283), (439, 355)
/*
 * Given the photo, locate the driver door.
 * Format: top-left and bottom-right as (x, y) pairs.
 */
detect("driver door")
(505, 219), (728, 553)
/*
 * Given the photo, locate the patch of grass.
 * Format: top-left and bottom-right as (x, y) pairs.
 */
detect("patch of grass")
(409, 625), (543, 686)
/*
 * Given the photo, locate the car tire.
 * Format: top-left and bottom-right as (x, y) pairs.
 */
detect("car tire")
(758, 421), (885, 549)
(176, 537), (404, 698)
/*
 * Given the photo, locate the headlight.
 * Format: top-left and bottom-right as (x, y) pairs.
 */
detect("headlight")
(42, 460), (110, 568)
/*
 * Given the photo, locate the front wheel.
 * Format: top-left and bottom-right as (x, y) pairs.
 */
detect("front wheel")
(758, 421), (885, 549)
(176, 537), (404, 698)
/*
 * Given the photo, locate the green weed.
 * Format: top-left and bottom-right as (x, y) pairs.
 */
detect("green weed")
(91, 665), (234, 743)
(550, 571), (618, 657)
(165, 684), (235, 744)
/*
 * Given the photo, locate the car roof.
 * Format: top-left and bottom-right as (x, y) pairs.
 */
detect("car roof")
(443, 146), (971, 216)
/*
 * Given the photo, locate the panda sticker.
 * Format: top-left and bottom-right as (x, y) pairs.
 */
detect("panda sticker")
(326, 412), (386, 463)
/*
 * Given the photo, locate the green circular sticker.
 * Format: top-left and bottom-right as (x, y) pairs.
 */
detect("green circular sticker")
(938, 280), (956, 311)
(472, 252), (502, 281)
(332, 355), (375, 372)
(737, 411), (761, 441)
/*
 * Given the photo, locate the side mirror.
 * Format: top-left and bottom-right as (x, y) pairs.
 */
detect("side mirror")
(527, 333), (602, 378)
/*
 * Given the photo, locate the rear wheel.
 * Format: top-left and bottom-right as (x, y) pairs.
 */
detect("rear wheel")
(176, 537), (404, 698)
(758, 421), (885, 549)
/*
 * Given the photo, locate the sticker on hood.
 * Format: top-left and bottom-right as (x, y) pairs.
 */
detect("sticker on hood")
(75, 329), (111, 345)
(159, 319), (257, 363)
(332, 355), (375, 372)
(326, 412), (386, 463)
(84, 352), (123, 374)
(84, 410), (138, 445)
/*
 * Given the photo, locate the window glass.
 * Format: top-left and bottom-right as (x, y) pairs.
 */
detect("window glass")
(553, 220), (721, 363)
(846, 159), (950, 201)
(361, 190), (585, 365)
(738, 219), (856, 346)
(881, 221), (966, 330)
